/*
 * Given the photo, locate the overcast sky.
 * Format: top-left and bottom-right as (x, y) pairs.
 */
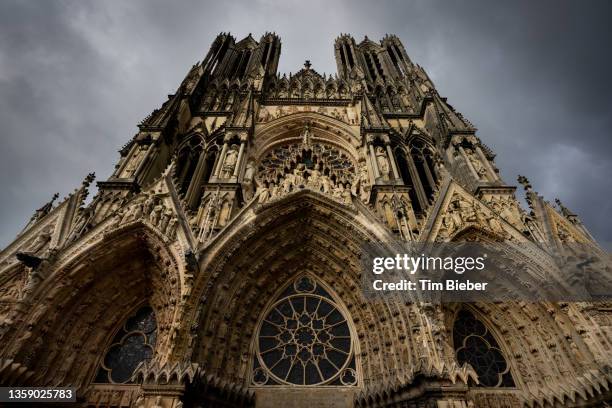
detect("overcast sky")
(1, 0), (611, 249)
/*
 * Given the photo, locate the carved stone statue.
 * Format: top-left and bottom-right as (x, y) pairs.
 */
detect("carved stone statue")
(321, 175), (332, 194)
(466, 148), (487, 180)
(301, 124), (312, 148)
(28, 226), (52, 254)
(269, 182), (280, 198)
(150, 203), (164, 225)
(375, 146), (390, 180)
(282, 173), (294, 193)
(243, 160), (255, 182)
(341, 183), (352, 204)
(293, 164), (305, 187)
(307, 165), (322, 191)
(257, 185), (270, 203)
(221, 144), (239, 178)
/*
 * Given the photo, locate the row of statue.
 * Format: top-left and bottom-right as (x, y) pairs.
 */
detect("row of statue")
(257, 105), (358, 125)
(438, 195), (507, 240)
(120, 194), (179, 239)
(256, 163), (353, 205)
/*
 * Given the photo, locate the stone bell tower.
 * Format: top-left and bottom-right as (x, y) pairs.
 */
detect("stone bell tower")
(0, 33), (610, 408)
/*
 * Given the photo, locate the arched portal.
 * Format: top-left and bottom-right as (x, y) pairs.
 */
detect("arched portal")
(186, 192), (417, 405)
(2, 224), (182, 391)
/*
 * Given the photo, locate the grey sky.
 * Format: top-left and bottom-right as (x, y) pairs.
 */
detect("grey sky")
(1, 0), (611, 248)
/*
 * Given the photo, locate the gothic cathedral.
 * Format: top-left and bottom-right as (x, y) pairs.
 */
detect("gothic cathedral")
(0, 33), (610, 408)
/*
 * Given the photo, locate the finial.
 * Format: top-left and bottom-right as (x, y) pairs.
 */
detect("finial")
(83, 172), (96, 187)
(517, 175), (532, 192)
(30, 192), (59, 222)
(555, 198), (575, 218)
(304, 60), (312, 70)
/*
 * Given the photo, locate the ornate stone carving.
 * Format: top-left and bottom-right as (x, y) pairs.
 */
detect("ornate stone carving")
(0, 32), (608, 408)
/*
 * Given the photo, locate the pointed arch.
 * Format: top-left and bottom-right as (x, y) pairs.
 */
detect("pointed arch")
(184, 192), (411, 390)
(452, 308), (515, 388)
(2, 223), (183, 389)
(93, 305), (157, 384)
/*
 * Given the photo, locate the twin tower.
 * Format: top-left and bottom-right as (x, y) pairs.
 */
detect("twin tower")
(0, 33), (609, 408)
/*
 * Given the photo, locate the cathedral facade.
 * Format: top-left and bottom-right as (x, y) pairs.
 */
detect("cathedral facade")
(0, 33), (610, 407)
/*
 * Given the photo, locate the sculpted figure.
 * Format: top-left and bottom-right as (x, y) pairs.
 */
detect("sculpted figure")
(257, 185), (270, 203)
(441, 213), (456, 237)
(342, 184), (352, 204)
(124, 201), (143, 223)
(321, 175), (333, 194)
(375, 146), (390, 180)
(346, 107), (357, 124)
(466, 148), (487, 179)
(401, 92), (412, 109)
(221, 144), (239, 178)
(333, 182), (344, 198)
(357, 166), (371, 202)
(293, 164), (305, 187)
(270, 182), (280, 198)
(159, 209), (173, 232)
(282, 173), (294, 193)
(142, 194), (155, 214)
(28, 227), (52, 254)
(258, 107), (268, 123)
(449, 198), (465, 227)
(167, 217), (178, 238)
(243, 160), (255, 182)
(488, 214), (505, 234)
(307, 165), (322, 191)
(150, 203), (164, 225)
(301, 124), (312, 147)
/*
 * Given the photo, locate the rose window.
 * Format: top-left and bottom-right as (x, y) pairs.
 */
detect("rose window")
(253, 276), (357, 386)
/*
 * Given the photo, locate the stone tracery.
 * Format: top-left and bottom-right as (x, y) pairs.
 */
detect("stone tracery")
(254, 275), (356, 386)
(254, 129), (357, 205)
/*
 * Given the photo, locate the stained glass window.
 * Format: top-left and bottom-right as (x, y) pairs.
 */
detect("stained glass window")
(94, 306), (157, 384)
(253, 276), (357, 386)
(453, 309), (514, 388)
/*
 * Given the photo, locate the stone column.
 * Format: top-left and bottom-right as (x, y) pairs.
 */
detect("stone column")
(475, 146), (498, 182)
(406, 153), (429, 208)
(233, 140), (246, 178)
(369, 143), (381, 179)
(133, 144), (155, 179)
(385, 143), (400, 181)
(213, 142), (229, 178)
(185, 151), (208, 206)
(420, 152), (436, 189)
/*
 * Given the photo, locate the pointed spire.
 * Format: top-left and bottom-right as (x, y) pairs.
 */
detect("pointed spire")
(29, 192), (59, 223)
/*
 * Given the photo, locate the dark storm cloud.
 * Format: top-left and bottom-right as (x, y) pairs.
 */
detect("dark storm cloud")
(1, 0), (611, 248)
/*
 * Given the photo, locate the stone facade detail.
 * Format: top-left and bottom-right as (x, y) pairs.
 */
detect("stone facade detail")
(0, 33), (610, 407)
